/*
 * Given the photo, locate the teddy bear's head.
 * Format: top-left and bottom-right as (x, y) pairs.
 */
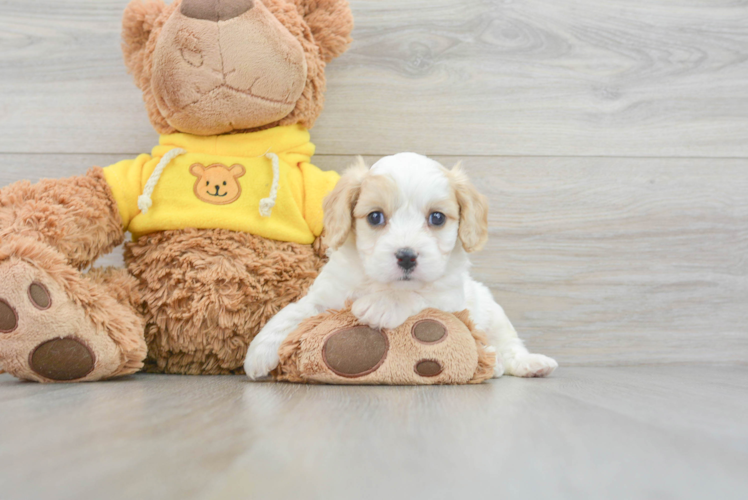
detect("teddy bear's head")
(121, 0), (353, 136)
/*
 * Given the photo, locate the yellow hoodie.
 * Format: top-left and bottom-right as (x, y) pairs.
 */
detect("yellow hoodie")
(102, 125), (339, 243)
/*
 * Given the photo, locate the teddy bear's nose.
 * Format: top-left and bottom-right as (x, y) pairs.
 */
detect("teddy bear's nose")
(181, 0), (255, 22)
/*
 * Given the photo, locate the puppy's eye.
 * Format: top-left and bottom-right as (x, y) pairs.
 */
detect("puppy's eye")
(367, 211), (386, 227)
(429, 212), (446, 227)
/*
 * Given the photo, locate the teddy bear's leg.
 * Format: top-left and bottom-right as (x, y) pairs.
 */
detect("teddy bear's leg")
(277, 309), (496, 385)
(0, 237), (146, 383)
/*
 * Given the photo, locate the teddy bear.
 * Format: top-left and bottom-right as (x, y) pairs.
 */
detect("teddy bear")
(0, 0), (354, 382)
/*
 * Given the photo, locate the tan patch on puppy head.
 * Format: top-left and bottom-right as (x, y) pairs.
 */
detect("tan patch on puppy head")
(425, 175), (460, 230)
(352, 174), (399, 221)
(446, 163), (489, 253)
(189, 163), (246, 205)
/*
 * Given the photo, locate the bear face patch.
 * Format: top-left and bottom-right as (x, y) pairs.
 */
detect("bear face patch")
(189, 163), (246, 205)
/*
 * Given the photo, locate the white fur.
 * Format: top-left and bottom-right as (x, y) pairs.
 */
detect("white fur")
(245, 153), (558, 380)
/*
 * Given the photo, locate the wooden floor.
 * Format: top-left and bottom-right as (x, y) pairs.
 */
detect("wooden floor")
(1, 366), (747, 500)
(1, 0), (747, 498)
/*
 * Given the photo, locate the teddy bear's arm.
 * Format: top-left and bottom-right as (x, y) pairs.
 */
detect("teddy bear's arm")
(0, 167), (124, 270)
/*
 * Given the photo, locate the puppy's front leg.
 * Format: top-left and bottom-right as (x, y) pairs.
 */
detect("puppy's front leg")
(352, 291), (427, 330)
(245, 297), (319, 380)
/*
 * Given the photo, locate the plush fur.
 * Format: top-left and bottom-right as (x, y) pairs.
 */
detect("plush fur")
(0, 168), (124, 270)
(246, 154), (559, 380)
(274, 308), (496, 385)
(0, 0), (352, 382)
(123, 0), (353, 135)
(0, 236), (146, 382)
(127, 229), (324, 374)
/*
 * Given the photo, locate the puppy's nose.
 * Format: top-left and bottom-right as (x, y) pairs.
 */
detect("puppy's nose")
(181, 0), (254, 22)
(396, 248), (418, 272)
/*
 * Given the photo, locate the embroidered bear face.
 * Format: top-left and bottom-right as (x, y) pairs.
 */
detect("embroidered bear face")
(189, 163), (246, 205)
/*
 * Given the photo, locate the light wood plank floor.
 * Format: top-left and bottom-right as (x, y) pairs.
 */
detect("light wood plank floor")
(1, 367), (747, 500)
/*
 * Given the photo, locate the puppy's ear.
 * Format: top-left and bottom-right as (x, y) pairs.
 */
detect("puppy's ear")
(449, 163), (489, 253)
(323, 157), (368, 249)
(122, 0), (168, 85)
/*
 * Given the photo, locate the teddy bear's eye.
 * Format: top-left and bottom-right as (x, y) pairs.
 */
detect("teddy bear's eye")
(206, 181), (210, 186)
(223, 181), (227, 186)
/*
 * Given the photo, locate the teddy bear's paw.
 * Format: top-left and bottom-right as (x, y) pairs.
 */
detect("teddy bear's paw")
(0, 259), (142, 383)
(505, 353), (558, 378)
(281, 309), (494, 385)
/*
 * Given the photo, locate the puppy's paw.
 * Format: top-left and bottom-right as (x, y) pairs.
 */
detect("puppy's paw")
(244, 340), (280, 381)
(352, 295), (416, 330)
(506, 353), (558, 378)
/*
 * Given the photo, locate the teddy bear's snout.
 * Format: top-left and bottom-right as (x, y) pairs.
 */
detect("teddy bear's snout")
(181, 0), (255, 22)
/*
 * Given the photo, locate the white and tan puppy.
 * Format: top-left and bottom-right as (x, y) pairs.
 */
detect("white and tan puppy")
(245, 153), (558, 380)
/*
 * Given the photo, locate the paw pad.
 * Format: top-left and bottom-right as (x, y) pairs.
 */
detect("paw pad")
(322, 326), (388, 378)
(415, 359), (443, 377)
(412, 319), (447, 344)
(28, 283), (52, 310)
(0, 299), (18, 333)
(29, 337), (95, 381)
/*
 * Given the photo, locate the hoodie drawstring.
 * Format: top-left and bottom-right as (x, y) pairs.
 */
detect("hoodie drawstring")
(259, 152), (280, 217)
(138, 148), (187, 214)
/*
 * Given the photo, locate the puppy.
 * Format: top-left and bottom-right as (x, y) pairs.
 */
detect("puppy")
(245, 153), (558, 379)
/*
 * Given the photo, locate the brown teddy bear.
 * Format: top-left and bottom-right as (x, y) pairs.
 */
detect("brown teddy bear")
(0, 0), (353, 382)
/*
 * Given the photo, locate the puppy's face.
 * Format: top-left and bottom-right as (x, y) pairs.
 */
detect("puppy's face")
(323, 153), (489, 286)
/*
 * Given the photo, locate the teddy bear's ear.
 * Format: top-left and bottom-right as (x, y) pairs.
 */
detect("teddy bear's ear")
(297, 0), (354, 63)
(121, 0), (168, 84)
